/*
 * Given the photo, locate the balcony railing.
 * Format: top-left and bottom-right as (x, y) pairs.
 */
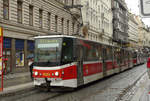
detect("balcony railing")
(70, 8), (81, 17)
(64, 4), (83, 17)
(113, 31), (129, 43)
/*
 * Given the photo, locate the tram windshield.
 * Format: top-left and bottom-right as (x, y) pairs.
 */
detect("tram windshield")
(34, 38), (62, 66)
(34, 37), (74, 67)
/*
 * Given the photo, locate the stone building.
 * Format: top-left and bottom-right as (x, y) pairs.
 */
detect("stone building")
(81, 0), (113, 45)
(0, 0), (81, 73)
(128, 13), (138, 49)
(112, 0), (129, 47)
(135, 15), (150, 53)
(135, 16), (147, 49)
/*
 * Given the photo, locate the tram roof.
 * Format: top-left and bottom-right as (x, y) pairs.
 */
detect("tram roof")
(34, 35), (76, 39)
(34, 35), (120, 48)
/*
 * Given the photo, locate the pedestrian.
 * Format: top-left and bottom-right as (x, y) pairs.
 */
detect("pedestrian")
(147, 57), (150, 79)
(27, 55), (34, 80)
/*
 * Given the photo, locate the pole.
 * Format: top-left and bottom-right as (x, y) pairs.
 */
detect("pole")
(0, 27), (3, 92)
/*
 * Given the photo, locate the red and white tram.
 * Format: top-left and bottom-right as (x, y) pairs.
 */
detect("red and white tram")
(33, 35), (145, 88)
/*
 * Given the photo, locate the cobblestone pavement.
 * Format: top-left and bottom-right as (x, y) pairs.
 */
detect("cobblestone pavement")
(0, 64), (147, 101)
(119, 72), (150, 101)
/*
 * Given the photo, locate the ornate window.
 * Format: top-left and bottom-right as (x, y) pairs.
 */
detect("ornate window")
(39, 9), (43, 28)
(55, 15), (58, 32)
(48, 12), (51, 30)
(17, 0), (23, 23)
(3, 0), (9, 20)
(29, 5), (33, 26)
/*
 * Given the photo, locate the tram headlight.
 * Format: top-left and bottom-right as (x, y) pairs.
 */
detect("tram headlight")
(55, 72), (59, 76)
(35, 72), (38, 76)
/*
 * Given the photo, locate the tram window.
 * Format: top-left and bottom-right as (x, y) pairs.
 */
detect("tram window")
(92, 45), (99, 61)
(98, 45), (102, 61)
(61, 38), (73, 64)
(120, 50), (124, 63)
(84, 44), (100, 61)
(106, 47), (112, 60)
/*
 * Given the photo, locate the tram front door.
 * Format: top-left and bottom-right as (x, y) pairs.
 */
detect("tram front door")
(77, 45), (84, 86)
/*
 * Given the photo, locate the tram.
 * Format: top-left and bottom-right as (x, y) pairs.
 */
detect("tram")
(33, 35), (145, 88)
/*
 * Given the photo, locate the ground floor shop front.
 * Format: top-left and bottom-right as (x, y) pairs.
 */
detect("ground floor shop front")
(3, 37), (34, 73)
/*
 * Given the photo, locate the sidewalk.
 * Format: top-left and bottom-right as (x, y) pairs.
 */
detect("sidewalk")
(120, 71), (150, 101)
(0, 72), (34, 96)
(131, 73), (150, 101)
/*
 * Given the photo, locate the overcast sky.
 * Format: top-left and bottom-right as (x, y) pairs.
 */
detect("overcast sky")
(125, 0), (150, 26)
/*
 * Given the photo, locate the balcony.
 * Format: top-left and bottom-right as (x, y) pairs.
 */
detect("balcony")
(70, 8), (81, 17)
(64, 4), (83, 18)
(113, 31), (129, 43)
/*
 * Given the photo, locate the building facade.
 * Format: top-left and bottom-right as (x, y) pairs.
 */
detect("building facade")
(112, 0), (129, 47)
(128, 13), (138, 49)
(135, 16), (150, 53)
(0, 0), (81, 73)
(81, 0), (113, 45)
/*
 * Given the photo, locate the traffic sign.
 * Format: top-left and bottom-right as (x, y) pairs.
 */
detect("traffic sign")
(139, 0), (150, 17)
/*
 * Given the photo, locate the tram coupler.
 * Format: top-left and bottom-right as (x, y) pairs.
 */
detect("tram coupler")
(45, 78), (51, 90)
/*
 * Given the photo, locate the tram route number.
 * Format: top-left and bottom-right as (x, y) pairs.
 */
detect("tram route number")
(43, 73), (50, 76)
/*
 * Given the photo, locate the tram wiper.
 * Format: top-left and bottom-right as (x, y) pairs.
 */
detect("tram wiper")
(46, 60), (51, 65)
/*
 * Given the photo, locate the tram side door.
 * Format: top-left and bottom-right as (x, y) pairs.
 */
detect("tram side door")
(102, 48), (107, 77)
(77, 45), (84, 86)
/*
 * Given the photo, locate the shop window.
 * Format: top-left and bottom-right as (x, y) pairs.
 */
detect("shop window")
(15, 39), (24, 67)
(16, 50), (24, 67)
(3, 37), (11, 73)
(27, 40), (34, 57)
